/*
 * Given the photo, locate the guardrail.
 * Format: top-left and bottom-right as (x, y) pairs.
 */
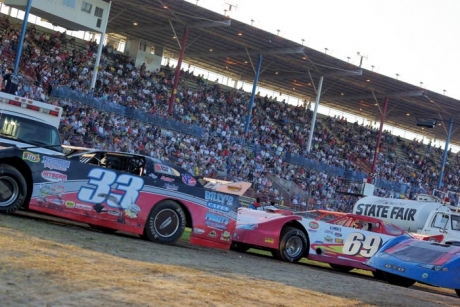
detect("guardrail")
(51, 87), (204, 137)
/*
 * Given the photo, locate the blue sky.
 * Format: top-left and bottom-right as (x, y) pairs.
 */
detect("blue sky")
(188, 0), (460, 100)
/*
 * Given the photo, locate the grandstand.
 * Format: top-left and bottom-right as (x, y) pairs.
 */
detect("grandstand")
(2, 0), (460, 210)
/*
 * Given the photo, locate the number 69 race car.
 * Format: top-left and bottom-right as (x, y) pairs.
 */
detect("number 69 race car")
(0, 147), (250, 249)
(232, 207), (443, 276)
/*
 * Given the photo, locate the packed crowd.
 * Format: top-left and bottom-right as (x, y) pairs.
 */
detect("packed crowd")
(2, 16), (459, 211)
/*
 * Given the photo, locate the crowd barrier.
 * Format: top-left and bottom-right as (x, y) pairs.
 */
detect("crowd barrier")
(51, 87), (204, 137)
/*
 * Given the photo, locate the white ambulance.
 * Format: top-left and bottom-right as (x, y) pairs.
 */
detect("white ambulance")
(0, 92), (64, 156)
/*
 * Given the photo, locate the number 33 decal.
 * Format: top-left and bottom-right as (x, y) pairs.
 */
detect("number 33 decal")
(78, 168), (144, 209)
(342, 233), (383, 258)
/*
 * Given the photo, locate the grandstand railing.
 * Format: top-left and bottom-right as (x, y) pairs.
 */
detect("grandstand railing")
(51, 87), (204, 137)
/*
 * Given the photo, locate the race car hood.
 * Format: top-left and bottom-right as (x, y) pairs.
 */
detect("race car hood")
(378, 238), (460, 266)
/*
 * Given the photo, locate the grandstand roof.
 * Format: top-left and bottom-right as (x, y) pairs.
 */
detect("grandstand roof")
(48, 0), (460, 146)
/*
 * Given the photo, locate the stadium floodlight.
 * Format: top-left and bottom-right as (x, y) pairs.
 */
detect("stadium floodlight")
(416, 117), (437, 128)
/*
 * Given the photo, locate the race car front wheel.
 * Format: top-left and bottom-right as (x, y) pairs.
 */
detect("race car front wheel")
(274, 227), (308, 262)
(144, 200), (186, 244)
(0, 164), (27, 214)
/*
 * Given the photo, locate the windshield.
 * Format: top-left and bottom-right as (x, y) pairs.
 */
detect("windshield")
(0, 114), (62, 152)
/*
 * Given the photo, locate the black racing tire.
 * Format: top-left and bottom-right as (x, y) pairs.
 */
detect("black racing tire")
(144, 200), (186, 244)
(275, 227), (308, 263)
(329, 263), (353, 273)
(455, 289), (460, 298)
(383, 272), (416, 288)
(372, 269), (385, 280)
(88, 224), (117, 233)
(230, 242), (251, 252)
(0, 164), (27, 214)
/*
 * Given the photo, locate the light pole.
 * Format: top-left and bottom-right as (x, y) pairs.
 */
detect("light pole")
(416, 117), (454, 189)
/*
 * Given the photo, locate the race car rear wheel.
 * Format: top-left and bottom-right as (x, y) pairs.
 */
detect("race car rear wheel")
(383, 272), (416, 288)
(329, 264), (353, 273)
(274, 227), (308, 262)
(144, 200), (186, 244)
(0, 165), (27, 214)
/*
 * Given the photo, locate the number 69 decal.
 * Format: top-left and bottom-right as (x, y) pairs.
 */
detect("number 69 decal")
(342, 232), (383, 258)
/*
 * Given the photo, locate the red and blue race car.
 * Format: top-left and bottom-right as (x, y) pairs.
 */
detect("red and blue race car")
(0, 147), (250, 249)
(367, 236), (460, 297)
(232, 207), (443, 275)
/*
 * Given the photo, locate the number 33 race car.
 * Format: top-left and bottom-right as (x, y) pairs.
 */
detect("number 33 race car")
(232, 207), (443, 276)
(0, 147), (250, 249)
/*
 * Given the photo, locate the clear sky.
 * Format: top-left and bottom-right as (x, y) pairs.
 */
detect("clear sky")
(188, 0), (460, 100)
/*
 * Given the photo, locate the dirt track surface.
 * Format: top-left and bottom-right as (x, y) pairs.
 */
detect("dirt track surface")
(0, 212), (458, 307)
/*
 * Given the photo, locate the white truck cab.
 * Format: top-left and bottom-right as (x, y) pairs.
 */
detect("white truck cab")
(0, 92), (64, 156)
(353, 195), (460, 243)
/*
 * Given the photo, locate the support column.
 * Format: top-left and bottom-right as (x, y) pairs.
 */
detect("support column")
(438, 117), (454, 189)
(370, 97), (389, 181)
(168, 27), (189, 115)
(306, 76), (324, 152)
(13, 0), (33, 74)
(91, 1), (112, 90)
(244, 54), (263, 135)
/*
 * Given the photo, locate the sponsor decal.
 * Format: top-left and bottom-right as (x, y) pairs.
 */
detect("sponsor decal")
(154, 164), (178, 176)
(355, 203), (416, 221)
(41, 170), (67, 182)
(208, 230), (217, 238)
(23, 151), (40, 162)
(236, 224), (258, 230)
(204, 191), (233, 206)
(309, 221), (319, 229)
(325, 235), (333, 242)
(163, 183), (179, 191)
(330, 226), (341, 232)
(308, 229), (317, 233)
(42, 156), (71, 171)
(422, 273), (428, 278)
(384, 263), (406, 272)
(220, 231), (231, 242)
(182, 173), (196, 186)
(193, 228), (205, 235)
(325, 230), (333, 234)
(314, 241), (324, 244)
(49, 198), (64, 205)
(160, 176), (175, 182)
(227, 185), (242, 192)
(108, 210), (120, 216)
(264, 237), (274, 244)
(65, 201), (75, 208)
(125, 204), (140, 218)
(205, 212), (229, 230)
(75, 203), (92, 211)
(148, 173), (158, 179)
(207, 202), (231, 213)
(40, 185), (65, 196)
(334, 232), (342, 237)
(334, 238), (343, 244)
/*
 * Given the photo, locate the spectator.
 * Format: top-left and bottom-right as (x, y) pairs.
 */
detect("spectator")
(1, 67), (18, 94)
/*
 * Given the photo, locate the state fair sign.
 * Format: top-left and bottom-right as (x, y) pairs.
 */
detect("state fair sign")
(41, 170), (68, 182)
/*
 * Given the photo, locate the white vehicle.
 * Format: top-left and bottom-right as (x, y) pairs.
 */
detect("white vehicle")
(0, 92), (63, 155)
(353, 194), (460, 243)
